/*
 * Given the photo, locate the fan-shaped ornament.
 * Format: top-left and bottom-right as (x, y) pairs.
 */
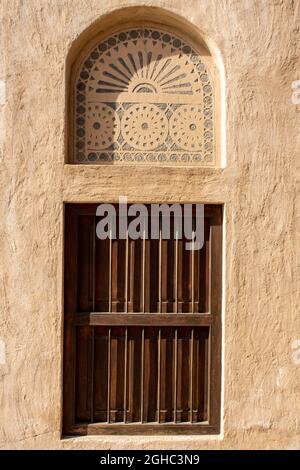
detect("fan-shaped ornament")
(73, 28), (215, 165)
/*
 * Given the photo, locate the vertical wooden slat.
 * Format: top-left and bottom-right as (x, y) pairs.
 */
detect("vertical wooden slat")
(92, 217), (96, 311)
(109, 233), (112, 314)
(143, 327), (157, 422)
(207, 223), (211, 313)
(124, 327), (128, 423)
(207, 326), (212, 423)
(178, 216), (192, 313)
(161, 234), (168, 313)
(159, 327), (174, 423)
(193, 232), (199, 313)
(162, 217), (176, 313)
(77, 215), (93, 312)
(204, 329), (210, 421)
(142, 229), (146, 313)
(110, 329), (116, 422)
(107, 327), (111, 423)
(175, 230), (179, 314)
(125, 230), (129, 313)
(75, 326), (91, 422)
(128, 330), (133, 421)
(148, 216), (159, 313)
(90, 327), (95, 423)
(140, 327), (145, 422)
(191, 231), (195, 314)
(177, 330), (183, 421)
(157, 327), (161, 423)
(128, 239), (134, 312)
(160, 328), (166, 423)
(127, 327), (142, 422)
(94, 237), (110, 312)
(144, 229), (151, 313)
(191, 328), (209, 423)
(110, 221), (127, 312)
(117, 239), (126, 312)
(199, 221), (209, 313)
(128, 238), (142, 312)
(194, 330), (199, 421)
(196, 328), (209, 422)
(177, 237), (183, 313)
(189, 328), (194, 423)
(174, 327), (178, 422)
(111, 239), (118, 312)
(93, 327), (108, 422)
(109, 327), (125, 422)
(159, 222), (162, 314)
(177, 328), (191, 422)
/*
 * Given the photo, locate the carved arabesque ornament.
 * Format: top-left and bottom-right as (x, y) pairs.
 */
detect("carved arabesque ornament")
(73, 27), (216, 165)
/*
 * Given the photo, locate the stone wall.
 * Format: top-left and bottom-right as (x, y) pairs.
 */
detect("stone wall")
(0, 0), (299, 449)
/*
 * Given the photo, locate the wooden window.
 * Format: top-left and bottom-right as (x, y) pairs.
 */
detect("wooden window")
(63, 204), (222, 435)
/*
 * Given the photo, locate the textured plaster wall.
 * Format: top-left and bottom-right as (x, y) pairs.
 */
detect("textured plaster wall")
(0, 0), (299, 450)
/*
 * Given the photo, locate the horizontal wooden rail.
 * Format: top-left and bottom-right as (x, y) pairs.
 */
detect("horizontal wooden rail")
(75, 312), (213, 326)
(67, 422), (220, 436)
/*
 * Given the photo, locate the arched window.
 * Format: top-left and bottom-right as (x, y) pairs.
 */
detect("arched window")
(71, 25), (218, 166)
(64, 15), (222, 437)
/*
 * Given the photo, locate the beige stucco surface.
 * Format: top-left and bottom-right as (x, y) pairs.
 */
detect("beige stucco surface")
(0, 0), (299, 449)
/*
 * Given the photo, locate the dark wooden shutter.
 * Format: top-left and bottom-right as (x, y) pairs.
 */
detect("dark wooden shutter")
(63, 204), (222, 434)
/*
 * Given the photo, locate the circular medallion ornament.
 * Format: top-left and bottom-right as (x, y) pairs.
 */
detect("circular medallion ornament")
(169, 105), (203, 151)
(122, 104), (168, 151)
(86, 103), (120, 150)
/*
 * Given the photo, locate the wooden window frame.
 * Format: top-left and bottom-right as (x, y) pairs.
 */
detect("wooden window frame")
(63, 203), (222, 435)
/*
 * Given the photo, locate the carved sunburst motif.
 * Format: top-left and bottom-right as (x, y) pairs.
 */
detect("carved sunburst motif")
(90, 39), (203, 96)
(74, 28), (215, 165)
